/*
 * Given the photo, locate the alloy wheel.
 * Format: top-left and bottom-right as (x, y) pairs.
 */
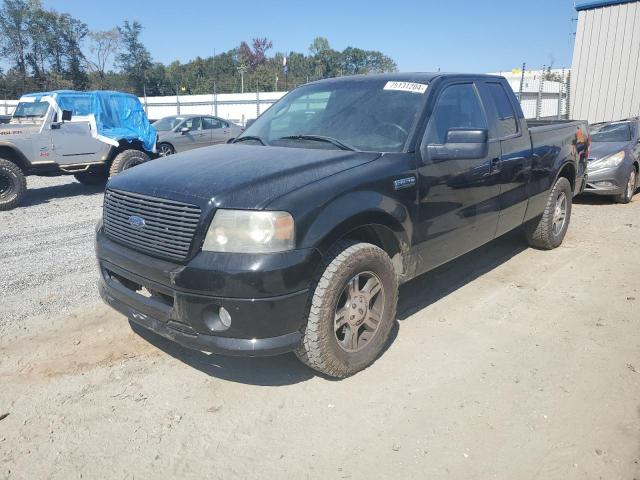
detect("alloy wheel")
(334, 271), (385, 352)
(627, 170), (636, 199)
(159, 145), (173, 157)
(552, 191), (567, 236)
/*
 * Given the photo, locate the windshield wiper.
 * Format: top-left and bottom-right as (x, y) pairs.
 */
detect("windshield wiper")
(278, 135), (356, 151)
(233, 135), (268, 146)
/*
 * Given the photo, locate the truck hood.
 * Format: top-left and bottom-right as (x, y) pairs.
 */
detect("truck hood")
(107, 144), (381, 209)
(588, 141), (630, 161)
(0, 122), (40, 138)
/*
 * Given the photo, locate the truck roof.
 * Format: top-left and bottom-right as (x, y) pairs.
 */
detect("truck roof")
(306, 72), (504, 86)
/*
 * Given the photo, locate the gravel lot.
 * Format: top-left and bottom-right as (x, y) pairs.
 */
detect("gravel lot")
(0, 176), (103, 336)
(1, 176), (639, 479)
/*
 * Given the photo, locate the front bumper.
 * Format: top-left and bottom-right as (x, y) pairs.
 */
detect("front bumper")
(583, 165), (627, 195)
(96, 228), (321, 356)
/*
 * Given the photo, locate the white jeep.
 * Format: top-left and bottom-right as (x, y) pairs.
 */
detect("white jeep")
(0, 90), (157, 210)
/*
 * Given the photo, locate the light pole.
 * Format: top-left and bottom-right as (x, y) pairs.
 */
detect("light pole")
(237, 65), (247, 94)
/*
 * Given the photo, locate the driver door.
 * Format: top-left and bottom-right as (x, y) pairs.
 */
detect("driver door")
(413, 81), (501, 274)
(172, 117), (205, 152)
(50, 114), (106, 165)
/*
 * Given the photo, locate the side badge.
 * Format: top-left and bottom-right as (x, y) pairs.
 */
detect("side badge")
(393, 177), (416, 190)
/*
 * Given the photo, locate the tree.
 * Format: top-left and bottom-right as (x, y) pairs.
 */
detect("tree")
(85, 28), (121, 88)
(0, 0), (35, 87)
(309, 37), (330, 56)
(116, 20), (152, 94)
(238, 37), (272, 72)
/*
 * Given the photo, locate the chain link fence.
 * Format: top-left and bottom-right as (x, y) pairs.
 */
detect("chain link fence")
(0, 67), (572, 126)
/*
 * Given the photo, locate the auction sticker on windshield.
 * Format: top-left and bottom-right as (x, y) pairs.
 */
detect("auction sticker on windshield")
(383, 81), (428, 94)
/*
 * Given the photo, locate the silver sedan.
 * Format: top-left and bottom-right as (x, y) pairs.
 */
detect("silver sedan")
(153, 114), (243, 156)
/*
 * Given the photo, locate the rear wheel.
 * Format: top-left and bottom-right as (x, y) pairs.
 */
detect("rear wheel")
(615, 167), (636, 204)
(74, 168), (108, 186)
(109, 149), (150, 177)
(295, 241), (398, 378)
(525, 177), (572, 250)
(0, 158), (26, 211)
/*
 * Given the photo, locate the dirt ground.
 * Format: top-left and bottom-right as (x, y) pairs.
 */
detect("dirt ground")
(1, 178), (639, 479)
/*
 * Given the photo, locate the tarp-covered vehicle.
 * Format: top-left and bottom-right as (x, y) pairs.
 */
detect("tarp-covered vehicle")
(0, 90), (157, 210)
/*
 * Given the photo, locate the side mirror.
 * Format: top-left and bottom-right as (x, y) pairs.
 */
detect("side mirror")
(61, 109), (72, 122)
(180, 127), (190, 135)
(425, 128), (489, 161)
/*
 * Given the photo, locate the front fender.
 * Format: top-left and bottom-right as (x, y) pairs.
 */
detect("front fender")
(0, 140), (32, 169)
(298, 190), (412, 254)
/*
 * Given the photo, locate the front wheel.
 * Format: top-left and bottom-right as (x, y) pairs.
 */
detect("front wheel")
(158, 143), (174, 157)
(0, 158), (26, 211)
(615, 167), (636, 204)
(525, 176), (573, 250)
(109, 149), (150, 177)
(296, 241), (398, 378)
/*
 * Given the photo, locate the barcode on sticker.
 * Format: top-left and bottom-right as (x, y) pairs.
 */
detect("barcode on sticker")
(383, 81), (428, 94)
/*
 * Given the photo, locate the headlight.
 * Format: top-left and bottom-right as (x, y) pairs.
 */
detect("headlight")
(590, 151), (625, 170)
(202, 210), (294, 253)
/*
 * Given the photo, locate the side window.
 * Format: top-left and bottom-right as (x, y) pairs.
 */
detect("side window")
(486, 83), (518, 138)
(183, 117), (203, 130)
(425, 84), (487, 145)
(203, 117), (226, 129)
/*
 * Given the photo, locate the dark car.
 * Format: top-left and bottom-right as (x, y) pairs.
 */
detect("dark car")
(96, 73), (589, 378)
(583, 119), (640, 203)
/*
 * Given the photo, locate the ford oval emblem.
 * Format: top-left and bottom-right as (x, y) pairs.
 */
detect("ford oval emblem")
(128, 215), (146, 229)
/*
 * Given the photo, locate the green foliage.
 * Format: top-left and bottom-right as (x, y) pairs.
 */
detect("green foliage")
(0, 0), (398, 97)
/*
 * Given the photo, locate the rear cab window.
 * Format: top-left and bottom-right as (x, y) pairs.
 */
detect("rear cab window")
(484, 82), (519, 138)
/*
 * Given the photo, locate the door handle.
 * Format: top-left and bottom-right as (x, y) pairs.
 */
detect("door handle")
(490, 158), (501, 174)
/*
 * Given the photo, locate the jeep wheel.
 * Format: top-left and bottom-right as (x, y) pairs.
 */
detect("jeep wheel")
(74, 168), (108, 186)
(0, 158), (27, 211)
(158, 143), (174, 157)
(109, 149), (150, 177)
(525, 177), (572, 250)
(296, 241), (398, 378)
(614, 167), (636, 204)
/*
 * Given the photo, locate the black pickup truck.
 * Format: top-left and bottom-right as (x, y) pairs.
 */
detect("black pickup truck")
(96, 73), (590, 378)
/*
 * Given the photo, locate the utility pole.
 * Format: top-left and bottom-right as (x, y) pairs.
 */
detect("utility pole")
(237, 65), (247, 94)
(143, 84), (148, 117)
(518, 62), (526, 102)
(176, 83), (180, 115)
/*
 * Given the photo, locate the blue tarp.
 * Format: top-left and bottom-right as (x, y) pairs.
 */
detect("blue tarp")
(23, 90), (157, 152)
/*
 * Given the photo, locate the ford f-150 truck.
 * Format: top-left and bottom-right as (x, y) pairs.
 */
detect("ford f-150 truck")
(96, 73), (590, 378)
(0, 90), (157, 210)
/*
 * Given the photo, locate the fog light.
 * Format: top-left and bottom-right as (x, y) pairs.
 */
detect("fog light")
(203, 305), (232, 332)
(594, 181), (616, 188)
(219, 307), (232, 328)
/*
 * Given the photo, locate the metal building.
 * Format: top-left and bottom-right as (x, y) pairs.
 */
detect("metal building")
(570, 0), (640, 123)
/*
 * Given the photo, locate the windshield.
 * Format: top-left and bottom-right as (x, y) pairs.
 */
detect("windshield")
(240, 78), (429, 152)
(13, 100), (50, 119)
(153, 116), (184, 131)
(591, 122), (632, 142)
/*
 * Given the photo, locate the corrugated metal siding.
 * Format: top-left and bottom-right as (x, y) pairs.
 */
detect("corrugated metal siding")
(570, 0), (640, 123)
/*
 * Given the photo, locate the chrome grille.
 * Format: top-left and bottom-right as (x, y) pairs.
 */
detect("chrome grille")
(103, 189), (202, 261)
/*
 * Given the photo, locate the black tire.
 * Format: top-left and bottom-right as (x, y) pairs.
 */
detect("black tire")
(295, 241), (398, 378)
(158, 143), (174, 157)
(74, 168), (108, 186)
(525, 177), (572, 250)
(0, 158), (26, 211)
(109, 149), (150, 177)
(614, 166), (636, 204)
